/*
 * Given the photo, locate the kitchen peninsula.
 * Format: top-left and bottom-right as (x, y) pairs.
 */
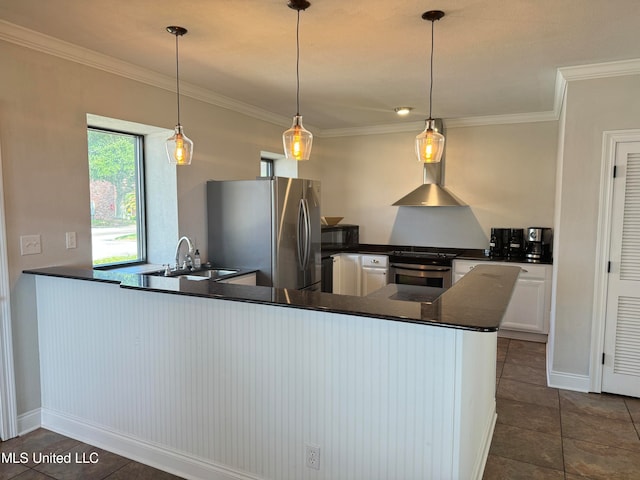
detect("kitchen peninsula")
(25, 264), (519, 480)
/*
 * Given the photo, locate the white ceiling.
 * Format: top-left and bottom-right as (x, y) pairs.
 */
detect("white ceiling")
(2, 0), (640, 132)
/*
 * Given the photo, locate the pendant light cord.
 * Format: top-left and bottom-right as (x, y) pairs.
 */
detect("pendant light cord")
(295, 9), (301, 116)
(175, 32), (181, 126)
(428, 18), (435, 120)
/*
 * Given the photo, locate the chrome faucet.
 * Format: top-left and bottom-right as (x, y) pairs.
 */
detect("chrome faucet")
(174, 236), (195, 270)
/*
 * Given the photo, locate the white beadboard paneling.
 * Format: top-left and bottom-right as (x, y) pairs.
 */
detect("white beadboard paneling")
(36, 276), (495, 480)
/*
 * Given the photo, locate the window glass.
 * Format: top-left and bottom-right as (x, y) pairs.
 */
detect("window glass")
(260, 158), (274, 177)
(87, 128), (145, 266)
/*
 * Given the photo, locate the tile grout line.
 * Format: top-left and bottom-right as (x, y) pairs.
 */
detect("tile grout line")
(623, 398), (640, 442)
(558, 388), (568, 479)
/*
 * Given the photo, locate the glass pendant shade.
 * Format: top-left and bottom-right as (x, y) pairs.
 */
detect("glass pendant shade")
(166, 125), (193, 165)
(283, 115), (313, 161)
(415, 119), (445, 163)
(166, 26), (193, 166)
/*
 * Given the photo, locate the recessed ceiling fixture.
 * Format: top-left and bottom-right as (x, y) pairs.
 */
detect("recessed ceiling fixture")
(394, 107), (413, 116)
(282, 0), (313, 161)
(415, 10), (445, 164)
(165, 26), (193, 166)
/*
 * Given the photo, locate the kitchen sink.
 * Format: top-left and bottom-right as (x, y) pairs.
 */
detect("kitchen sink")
(149, 267), (239, 281)
(184, 268), (239, 279)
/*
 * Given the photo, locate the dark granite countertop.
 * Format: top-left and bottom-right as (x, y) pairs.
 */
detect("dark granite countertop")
(322, 244), (553, 265)
(24, 263), (520, 332)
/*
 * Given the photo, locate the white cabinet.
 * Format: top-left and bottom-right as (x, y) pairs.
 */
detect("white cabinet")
(332, 253), (361, 295)
(333, 253), (388, 296)
(361, 255), (389, 296)
(453, 259), (552, 338)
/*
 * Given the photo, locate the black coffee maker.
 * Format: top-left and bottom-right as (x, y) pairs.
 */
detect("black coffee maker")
(489, 228), (509, 257)
(507, 228), (524, 259)
(525, 227), (553, 261)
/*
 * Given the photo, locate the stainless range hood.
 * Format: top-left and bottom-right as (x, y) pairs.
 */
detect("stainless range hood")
(392, 118), (466, 207)
(392, 162), (466, 207)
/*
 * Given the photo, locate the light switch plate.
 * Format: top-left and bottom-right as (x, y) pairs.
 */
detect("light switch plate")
(20, 235), (41, 255)
(66, 232), (77, 249)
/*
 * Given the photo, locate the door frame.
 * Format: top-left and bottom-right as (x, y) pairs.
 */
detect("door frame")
(590, 129), (640, 393)
(0, 142), (17, 439)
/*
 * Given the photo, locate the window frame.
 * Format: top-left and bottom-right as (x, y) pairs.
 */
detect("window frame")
(88, 126), (148, 268)
(260, 157), (275, 178)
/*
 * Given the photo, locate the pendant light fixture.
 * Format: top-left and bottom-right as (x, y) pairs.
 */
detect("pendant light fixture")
(166, 26), (193, 166)
(415, 10), (445, 164)
(282, 0), (313, 161)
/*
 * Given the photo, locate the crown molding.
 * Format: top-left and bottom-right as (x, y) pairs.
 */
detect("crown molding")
(320, 110), (560, 138)
(2, 19), (639, 138)
(0, 19), (294, 129)
(558, 58), (640, 82)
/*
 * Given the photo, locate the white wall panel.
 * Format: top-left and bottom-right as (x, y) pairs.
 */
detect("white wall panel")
(36, 276), (494, 479)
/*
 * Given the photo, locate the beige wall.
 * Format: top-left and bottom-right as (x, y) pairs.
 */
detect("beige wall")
(551, 74), (640, 378)
(0, 41), (284, 414)
(305, 122), (558, 248)
(1, 38), (560, 418)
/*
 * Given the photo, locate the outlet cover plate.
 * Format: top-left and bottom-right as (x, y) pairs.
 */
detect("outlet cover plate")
(20, 235), (41, 255)
(66, 232), (77, 249)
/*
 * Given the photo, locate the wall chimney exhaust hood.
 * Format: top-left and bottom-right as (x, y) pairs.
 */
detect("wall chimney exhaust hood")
(392, 163), (466, 207)
(393, 119), (466, 207)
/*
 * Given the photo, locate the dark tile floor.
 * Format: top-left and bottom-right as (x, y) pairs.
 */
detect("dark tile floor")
(2, 339), (639, 479)
(0, 428), (184, 480)
(485, 337), (640, 480)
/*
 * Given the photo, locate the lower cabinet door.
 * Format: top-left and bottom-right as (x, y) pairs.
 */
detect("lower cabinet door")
(332, 254), (361, 295)
(500, 278), (546, 333)
(361, 267), (387, 296)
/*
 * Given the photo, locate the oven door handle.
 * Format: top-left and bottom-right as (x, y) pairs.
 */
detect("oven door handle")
(391, 264), (452, 273)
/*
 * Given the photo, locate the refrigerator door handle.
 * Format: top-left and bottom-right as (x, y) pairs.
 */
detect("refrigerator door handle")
(297, 199), (305, 271)
(302, 198), (311, 269)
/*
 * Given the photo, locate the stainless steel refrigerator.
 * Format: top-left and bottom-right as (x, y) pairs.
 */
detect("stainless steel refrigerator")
(207, 177), (321, 290)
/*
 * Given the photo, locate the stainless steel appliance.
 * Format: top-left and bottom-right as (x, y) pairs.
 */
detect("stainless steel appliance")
(207, 177), (321, 290)
(389, 251), (457, 289)
(525, 227), (553, 261)
(392, 119), (466, 207)
(321, 224), (359, 250)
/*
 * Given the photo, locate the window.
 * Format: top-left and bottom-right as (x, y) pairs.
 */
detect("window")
(260, 157), (274, 177)
(87, 127), (146, 266)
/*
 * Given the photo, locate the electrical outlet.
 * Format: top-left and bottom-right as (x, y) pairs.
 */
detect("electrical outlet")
(66, 231), (77, 249)
(20, 235), (41, 255)
(305, 445), (320, 470)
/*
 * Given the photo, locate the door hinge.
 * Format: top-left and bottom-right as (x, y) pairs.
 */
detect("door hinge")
(602, 352), (606, 365)
(613, 165), (617, 178)
(608, 261), (612, 273)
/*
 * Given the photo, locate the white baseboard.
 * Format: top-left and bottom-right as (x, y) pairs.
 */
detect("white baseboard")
(473, 410), (497, 480)
(40, 409), (262, 480)
(498, 330), (547, 343)
(547, 370), (591, 392)
(18, 408), (41, 435)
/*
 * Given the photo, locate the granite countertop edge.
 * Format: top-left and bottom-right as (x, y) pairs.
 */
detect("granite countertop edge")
(23, 264), (521, 332)
(323, 245), (553, 265)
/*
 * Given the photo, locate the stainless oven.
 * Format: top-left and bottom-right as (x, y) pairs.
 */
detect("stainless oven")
(389, 251), (456, 289)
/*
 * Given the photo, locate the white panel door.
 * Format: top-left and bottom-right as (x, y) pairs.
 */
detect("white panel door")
(332, 254), (361, 295)
(602, 143), (640, 396)
(361, 267), (387, 296)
